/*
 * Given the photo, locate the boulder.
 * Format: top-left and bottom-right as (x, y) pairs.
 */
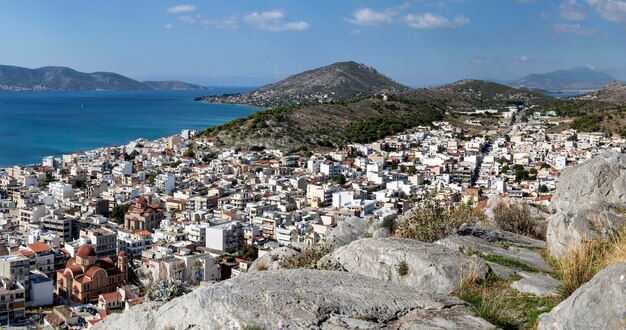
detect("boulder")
(537, 262), (626, 330)
(510, 272), (560, 297)
(324, 216), (370, 248)
(547, 151), (626, 258)
(94, 269), (494, 330)
(249, 247), (299, 272)
(326, 238), (489, 295)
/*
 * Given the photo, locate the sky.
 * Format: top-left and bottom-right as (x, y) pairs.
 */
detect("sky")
(1, 0), (626, 87)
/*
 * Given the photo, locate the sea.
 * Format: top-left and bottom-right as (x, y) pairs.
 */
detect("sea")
(0, 88), (260, 167)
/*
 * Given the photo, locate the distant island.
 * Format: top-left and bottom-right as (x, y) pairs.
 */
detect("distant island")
(0, 64), (208, 91)
(509, 67), (617, 93)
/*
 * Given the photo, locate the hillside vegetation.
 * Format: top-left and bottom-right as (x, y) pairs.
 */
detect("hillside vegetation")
(196, 97), (443, 149)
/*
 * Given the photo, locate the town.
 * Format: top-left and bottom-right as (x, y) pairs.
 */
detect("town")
(0, 104), (621, 328)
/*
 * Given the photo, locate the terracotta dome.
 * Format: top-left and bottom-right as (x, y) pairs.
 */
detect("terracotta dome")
(118, 251), (127, 257)
(76, 245), (96, 258)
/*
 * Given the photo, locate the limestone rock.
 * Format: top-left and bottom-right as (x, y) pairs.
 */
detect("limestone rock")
(547, 151), (626, 258)
(436, 226), (552, 272)
(249, 247), (299, 272)
(94, 269), (494, 330)
(537, 262), (626, 330)
(327, 238), (489, 295)
(510, 272), (560, 297)
(324, 216), (370, 248)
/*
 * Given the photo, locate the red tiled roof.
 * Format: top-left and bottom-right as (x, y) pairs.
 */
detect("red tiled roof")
(28, 242), (51, 253)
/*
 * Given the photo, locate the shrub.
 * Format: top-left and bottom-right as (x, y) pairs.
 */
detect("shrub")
(395, 198), (473, 243)
(493, 202), (537, 238)
(397, 261), (409, 276)
(146, 279), (185, 302)
(280, 246), (333, 270)
(379, 217), (395, 234)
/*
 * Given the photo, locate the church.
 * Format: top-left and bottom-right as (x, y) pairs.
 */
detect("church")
(56, 245), (128, 304)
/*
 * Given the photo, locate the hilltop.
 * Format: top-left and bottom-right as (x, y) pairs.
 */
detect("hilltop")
(197, 61), (411, 107)
(0, 65), (204, 92)
(435, 79), (551, 108)
(511, 67), (616, 92)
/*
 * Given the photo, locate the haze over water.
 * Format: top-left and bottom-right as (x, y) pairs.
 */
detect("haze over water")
(0, 89), (259, 167)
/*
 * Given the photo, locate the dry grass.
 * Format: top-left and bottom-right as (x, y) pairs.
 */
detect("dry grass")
(556, 226), (626, 298)
(395, 198), (474, 243)
(458, 259), (482, 288)
(255, 259), (268, 271)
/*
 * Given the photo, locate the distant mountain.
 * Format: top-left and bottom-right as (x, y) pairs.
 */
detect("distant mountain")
(511, 67), (616, 92)
(0, 65), (206, 92)
(197, 61), (411, 107)
(401, 79), (552, 110)
(0, 65), (149, 91)
(142, 80), (208, 90)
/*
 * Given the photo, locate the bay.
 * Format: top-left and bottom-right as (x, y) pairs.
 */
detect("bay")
(0, 88), (259, 167)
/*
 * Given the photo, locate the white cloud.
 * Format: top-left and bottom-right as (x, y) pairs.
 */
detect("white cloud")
(348, 8), (395, 26)
(560, 0), (587, 20)
(404, 13), (470, 29)
(167, 5), (196, 14)
(514, 55), (529, 62)
(553, 23), (598, 35)
(244, 10), (310, 31)
(164, 23), (173, 29)
(177, 15), (238, 29)
(350, 29), (362, 35)
(584, 0), (626, 23)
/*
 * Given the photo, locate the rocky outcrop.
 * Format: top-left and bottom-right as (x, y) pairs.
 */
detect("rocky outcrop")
(326, 238), (489, 295)
(323, 216), (370, 248)
(537, 262), (626, 329)
(248, 247), (299, 272)
(436, 226), (552, 272)
(547, 151), (626, 258)
(94, 269), (494, 330)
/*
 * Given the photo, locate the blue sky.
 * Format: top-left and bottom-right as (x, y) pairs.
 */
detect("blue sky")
(1, 0), (626, 86)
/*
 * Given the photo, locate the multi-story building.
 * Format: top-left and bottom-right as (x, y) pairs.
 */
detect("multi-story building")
(0, 255), (30, 300)
(0, 278), (26, 326)
(124, 198), (164, 232)
(80, 227), (117, 259)
(205, 222), (243, 253)
(117, 230), (152, 260)
(41, 210), (74, 243)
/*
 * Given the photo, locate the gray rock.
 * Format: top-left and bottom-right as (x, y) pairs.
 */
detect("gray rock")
(327, 238), (489, 295)
(486, 261), (519, 280)
(510, 272), (560, 297)
(547, 151), (626, 258)
(537, 262), (626, 330)
(94, 269), (494, 330)
(324, 216), (370, 248)
(436, 227), (552, 273)
(249, 247), (299, 272)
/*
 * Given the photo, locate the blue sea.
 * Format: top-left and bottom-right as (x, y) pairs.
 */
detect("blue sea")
(0, 88), (260, 167)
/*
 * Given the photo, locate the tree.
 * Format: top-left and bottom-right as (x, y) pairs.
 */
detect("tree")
(111, 204), (130, 224)
(539, 184), (549, 193)
(501, 165), (510, 173)
(237, 244), (258, 260)
(333, 174), (347, 185)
